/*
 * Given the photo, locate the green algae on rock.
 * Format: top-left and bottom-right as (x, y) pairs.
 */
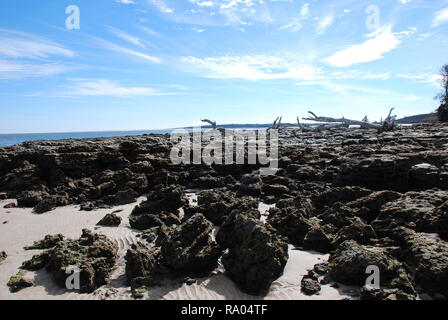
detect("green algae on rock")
(7, 270), (35, 293)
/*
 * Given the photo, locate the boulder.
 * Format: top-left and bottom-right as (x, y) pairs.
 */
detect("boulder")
(160, 214), (222, 276)
(33, 194), (70, 214)
(97, 213), (122, 227)
(7, 271), (35, 293)
(193, 190), (258, 225)
(131, 185), (188, 216)
(332, 217), (377, 246)
(409, 163), (440, 189)
(372, 190), (448, 236)
(22, 229), (118, 293)
(217, 210), (289, 296)
(129, 212), (180, 230)
(328, 240), (415, 295)
(267, 198), (317, 246)
(301, 277), (321, 295)
(125, 245), (164, 289)
(395, 228), (448, 297)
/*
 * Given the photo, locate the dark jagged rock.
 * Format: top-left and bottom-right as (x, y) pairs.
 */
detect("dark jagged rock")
(395, 228), (448, 298)
(372, 190), (448, 236)
(217, 210), (289, 296)
(3, 202), (16, 208)
(360, 286), (415, 300)
(317, 202), (358, 228)
(17, 190), (49, 207)
(125, 245), (164, 289)
(7, 270), (35, 293)
(97, 213), (122, 227)
(328, 240), (415, 296)
(332, 217), (377, 246)
(131, 185), (188, 216)
(160, 214), (222, 276)
(129, 212), (180, 230)
(267, 198), (317, 246)
(346, 190), (402, 223)
(301, 277), (321, 295)
(193, 190), (258, 225)
(302, 226), (333, 253)
(0, 251), (7, 264)
(33, 194), (70, 214)
(24, 234), (64, 250)
(337, 156), (410, 192)
(409, 163), (440, 189)
(238, 173), (262, 196)
(21, 251), (51, 271)
(313, 186), (372, 209)
(126, 214), (221, 287)
(19, 229), (118, 293)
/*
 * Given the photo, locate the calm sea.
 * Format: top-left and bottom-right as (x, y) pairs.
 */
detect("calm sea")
(0, 127), (273, 147)
(0, 130), (173, 147)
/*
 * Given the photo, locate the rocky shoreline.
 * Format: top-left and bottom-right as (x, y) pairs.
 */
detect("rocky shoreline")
(1, 123), (448, 299)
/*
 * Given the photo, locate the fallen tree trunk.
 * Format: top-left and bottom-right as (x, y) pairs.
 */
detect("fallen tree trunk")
(302, 108), (397, 132)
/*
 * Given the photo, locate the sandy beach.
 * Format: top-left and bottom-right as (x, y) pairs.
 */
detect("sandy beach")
(0, 197), (357, 300)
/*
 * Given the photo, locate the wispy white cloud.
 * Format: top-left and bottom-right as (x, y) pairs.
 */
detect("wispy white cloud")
(180, 55), (324, 80)
(35, 78), (178, 98)
(0, 60), (74, 79)
(107, 26), (145, 47)
(323, 26), (400, 67)
(431, 8), (448, 27)
(316, 15), (334, 35)
(116, 0), (135, 4)
(0, 28), (75, 59)
(398, 73), (442, 86)
(93, 36), (161, 63)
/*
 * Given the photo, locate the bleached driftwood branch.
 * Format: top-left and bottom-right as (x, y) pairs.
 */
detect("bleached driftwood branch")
(201, 119), (217, 129)
(268, 116), (282, 130)
(302, 108), (397, 132)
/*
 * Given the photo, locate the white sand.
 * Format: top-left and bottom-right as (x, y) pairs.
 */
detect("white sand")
(0, 198), (357, 300)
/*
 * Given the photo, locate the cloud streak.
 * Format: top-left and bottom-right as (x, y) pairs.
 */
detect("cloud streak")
(323, 26), (400, 67)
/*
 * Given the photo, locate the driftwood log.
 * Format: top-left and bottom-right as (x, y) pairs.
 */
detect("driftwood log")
(302, 108), (397, 133)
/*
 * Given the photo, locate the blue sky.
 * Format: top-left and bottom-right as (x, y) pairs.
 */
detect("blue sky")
(0, 0), (448, 133)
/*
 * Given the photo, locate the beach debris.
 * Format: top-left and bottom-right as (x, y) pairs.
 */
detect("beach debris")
(24, 234), (64, 250)
(7, 270), (35, 293)
(216, 209), (289, 296)
(97, 213), (122, 227)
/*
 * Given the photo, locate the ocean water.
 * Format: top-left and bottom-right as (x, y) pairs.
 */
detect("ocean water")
(0, 127), (273, 147)
(0, 130), (173, 147)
